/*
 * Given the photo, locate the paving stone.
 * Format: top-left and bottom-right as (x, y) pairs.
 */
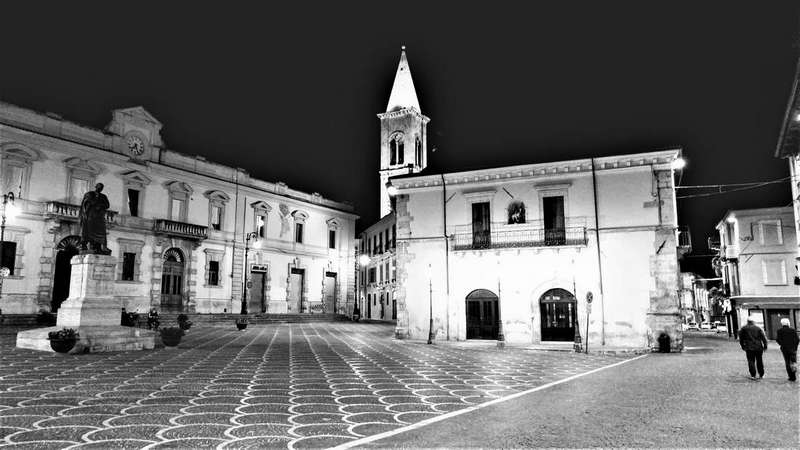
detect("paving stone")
(68, 439), (156, 449)
(6, 426), (97, 443)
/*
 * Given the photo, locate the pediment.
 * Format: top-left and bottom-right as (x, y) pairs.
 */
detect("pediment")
(121, 170), (152, 186)
(112, 106), (162, 126)
(204, 190), (231, 202)
(1, 143), (41, 162)
(165, 181), (193, 194)
(326, 218), (341, 228)
(250, 201), (272, 213)
(291, 210), (309, 221)
(64, 157), (101, 174)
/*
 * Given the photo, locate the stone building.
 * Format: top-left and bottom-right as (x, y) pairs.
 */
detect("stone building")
(388, 149), (686, 350)
(0, 102), (357, 316)
(775, 56), (800, 261)
(715, 207), (799, 339)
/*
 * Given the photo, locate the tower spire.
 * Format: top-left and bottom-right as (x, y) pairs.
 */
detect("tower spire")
(386, 46), (421, 113)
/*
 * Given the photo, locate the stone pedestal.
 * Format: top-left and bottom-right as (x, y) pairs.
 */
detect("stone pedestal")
(17, 254), (155, 353)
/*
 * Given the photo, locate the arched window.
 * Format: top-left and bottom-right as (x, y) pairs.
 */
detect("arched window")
(389, 133), (404, 166)
(507, 201), (526, 224)
(390, 139), (397, 165)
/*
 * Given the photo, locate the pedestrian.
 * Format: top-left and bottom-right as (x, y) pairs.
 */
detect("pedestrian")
(775, 318), (799, 382)
(739, 316), (768, 380)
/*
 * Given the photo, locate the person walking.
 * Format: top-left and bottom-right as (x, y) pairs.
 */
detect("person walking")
(776, 318), (799, 382)
(739, 316), (768, 380)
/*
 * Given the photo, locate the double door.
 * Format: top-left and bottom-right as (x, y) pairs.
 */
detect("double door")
(466, 295), (498, 339)
(160, 260), (184, 310)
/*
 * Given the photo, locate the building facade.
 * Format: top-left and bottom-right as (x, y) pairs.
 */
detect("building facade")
(389, 150), (686, 350)
(357, 213), (397, 320)
(715, 207), (799, 339)
(0, 102), (357, 316)
(775, 56), (800, 261)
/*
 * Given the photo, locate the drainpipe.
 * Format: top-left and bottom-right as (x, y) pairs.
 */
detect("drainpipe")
(441, 174), (450, 340)
(591, 158), (606, 346)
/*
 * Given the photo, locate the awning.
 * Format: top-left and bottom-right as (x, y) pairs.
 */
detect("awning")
(731, 296), (800, 308)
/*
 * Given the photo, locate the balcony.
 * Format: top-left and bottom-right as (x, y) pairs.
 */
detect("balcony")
(45, 201), (117, 224)
(153, 219), (208, 240)
(451, 220), (588, 251)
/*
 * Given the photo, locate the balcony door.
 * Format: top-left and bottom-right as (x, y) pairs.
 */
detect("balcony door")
(160, 248), (185, 311)
(471, 202), (491, 249)
(543, 196), (565, 245)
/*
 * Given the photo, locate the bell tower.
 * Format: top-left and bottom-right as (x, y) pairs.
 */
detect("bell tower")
(377, 46), (430, 218)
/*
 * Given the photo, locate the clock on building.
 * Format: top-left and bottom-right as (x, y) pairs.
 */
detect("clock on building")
(126, 135), (145, 156)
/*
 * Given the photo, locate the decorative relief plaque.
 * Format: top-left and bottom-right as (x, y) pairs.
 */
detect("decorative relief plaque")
(92, 264), (115, 280)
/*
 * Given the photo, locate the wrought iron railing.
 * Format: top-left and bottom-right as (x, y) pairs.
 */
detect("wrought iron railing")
(45, 201), (117, 223)
(153, 219), (208, 240)
(451, 219), (588, 250)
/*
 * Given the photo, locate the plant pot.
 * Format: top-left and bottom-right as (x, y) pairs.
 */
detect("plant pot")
(161, 334), (182, 347)
(236, 322), (248, 330)
(50, 338), (76, 353)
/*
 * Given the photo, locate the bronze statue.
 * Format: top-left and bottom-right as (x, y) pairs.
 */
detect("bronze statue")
(79, 183), (111, 255)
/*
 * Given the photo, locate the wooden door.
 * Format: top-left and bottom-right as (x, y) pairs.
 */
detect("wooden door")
(161, 259), (184, 311)
(767, 309), (790, 340)
(471, 202), (491, 249)
(465, 289), (499, 339)
(323, 272), (337, 313)
(288, 268), (304, 313)
(251, 272), (266, 313)
(540, 288), (576, 341)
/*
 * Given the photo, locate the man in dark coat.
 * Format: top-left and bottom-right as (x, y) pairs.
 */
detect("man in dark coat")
(776, 318), (799, 382)
(739, 316), (768, 380)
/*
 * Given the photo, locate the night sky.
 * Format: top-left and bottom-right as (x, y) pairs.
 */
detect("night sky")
(2, 1), (798, 251)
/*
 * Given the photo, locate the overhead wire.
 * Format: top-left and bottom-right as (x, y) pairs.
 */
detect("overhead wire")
(676, 177), (790, 199)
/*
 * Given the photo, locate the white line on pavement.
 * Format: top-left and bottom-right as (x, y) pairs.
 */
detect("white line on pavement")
(331, 353), (650, 450)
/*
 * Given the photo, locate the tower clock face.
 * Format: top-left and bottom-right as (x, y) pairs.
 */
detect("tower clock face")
(126, 135), (145, 156)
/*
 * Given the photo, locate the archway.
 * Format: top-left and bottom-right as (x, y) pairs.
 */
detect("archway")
(539, 288), (577, 341)
(52, 236), (81, 312)
(465, 289), (499, 340)
(160, 248), (185, 311)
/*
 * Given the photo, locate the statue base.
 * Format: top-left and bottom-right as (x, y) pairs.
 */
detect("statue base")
(16, 254), (155, 353)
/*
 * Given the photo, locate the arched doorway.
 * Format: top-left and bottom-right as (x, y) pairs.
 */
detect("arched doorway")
(52, 236), (81, 312)
(540, 288), (577, 341)
(160, 248), (185, 311)
(466, 289), (499, 339)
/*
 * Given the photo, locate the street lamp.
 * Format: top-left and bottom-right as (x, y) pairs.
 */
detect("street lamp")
(357, 253), (370, 320)
(0, 192), (18, 303)
(241, 231), (261, 315)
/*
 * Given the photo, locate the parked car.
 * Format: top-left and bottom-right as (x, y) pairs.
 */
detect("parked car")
(684, 321), (699, 331)
(715, 321), (727, 333)
(700, 322), (712, 331)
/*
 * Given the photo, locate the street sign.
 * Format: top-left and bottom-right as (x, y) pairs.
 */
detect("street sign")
(586, 291), (593, 304)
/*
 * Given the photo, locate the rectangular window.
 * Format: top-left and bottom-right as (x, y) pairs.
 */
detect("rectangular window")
(368, 267), (376, 283)
(128, 189), (140, 217)
(208, 260), (220, 286)
(0, 242), (16, 276)
(471, 202), (491, 249)
(1, 165), (24, 196)
(70, 178), (90, 204)
(210, 205), (222, 230)
(170, 198), (185, 221)
(384, 229), (389, 251)
(726, 221), (735, 245)
(329, 230), (336, 249)
(378, 233), (383, 254)
(257, 215), (266, 238)
(386, 262), (390, 282)
(392, 224), (396, 248)
(543, 196), (566, 245)
(121, 252), (136, 281)
(295, 223), (304, 243)
(391, 260), (396, 281)
(372, 235), (377, 255)
(758, 220), (782, 245)
(762, 260), (787, 285)
(379, 264), (384, 283)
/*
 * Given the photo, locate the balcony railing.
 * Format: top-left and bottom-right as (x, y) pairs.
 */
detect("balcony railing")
(153, 219), (208, 240)
(45, 201), (117, 223)
(451, 220), (588, 251)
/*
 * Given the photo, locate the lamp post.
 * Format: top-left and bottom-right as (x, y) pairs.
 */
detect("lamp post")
(357, 253), (370, 321)
(0, 192), (18, 303)
(241, 231), (260, 315)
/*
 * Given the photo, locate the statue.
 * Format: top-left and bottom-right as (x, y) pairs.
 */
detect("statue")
(79, 183), (111, 255)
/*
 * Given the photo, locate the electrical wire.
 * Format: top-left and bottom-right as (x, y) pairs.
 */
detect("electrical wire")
(676, 177), (790, 199)
(675, 177), (790, 190)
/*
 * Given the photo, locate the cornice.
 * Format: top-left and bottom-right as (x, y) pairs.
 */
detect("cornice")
(376, 108), (430, 123)
(390, 149), (681, 192)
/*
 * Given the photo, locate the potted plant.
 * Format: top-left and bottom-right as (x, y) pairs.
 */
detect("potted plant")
(177, 314), (192, 331)
(48, 328), (79, 353)
(160, 327), (184, 347)
(235, 316), (248, 330)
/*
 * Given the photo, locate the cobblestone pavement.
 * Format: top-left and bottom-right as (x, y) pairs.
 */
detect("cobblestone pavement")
(0, 323), (627, 449)
(368, 332), (800, 448)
